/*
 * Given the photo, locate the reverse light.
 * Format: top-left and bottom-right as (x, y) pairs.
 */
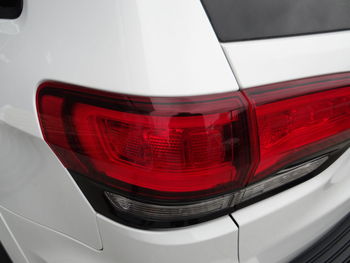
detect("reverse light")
(37, 73), (350, 228)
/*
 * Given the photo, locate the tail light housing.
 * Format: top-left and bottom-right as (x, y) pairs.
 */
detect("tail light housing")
(245, 74), (350, 182)
(37, 73), (350, 228)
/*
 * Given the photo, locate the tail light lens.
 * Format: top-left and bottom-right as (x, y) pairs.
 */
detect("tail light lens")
(244, 73), (350, 182)
(37, 74), (350, 228)
(38, 85), (250, 199)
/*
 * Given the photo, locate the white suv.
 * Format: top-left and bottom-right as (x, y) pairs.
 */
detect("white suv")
(1, 0), (350, 262)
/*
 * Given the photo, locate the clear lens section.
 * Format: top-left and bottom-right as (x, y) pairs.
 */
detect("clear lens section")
(105, 192), (237, 220)
(240, 155), (328, 202)
(106, 155), (328, 222)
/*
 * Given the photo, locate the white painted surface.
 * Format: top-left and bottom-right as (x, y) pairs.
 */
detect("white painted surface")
(97, 214), (239, 263)
(0, 0), (238, 252)
(0, 121), (102, 249)
(0, 0), (238, 138)
(0, 0), (350, 261)
(222, 31), (350, 88)
(0, 212), (29, 263)
(232, 148), (350, 263)
(223, 29), (350, 263)
(0, 0), (237, 134)
(0, 206), (239, 263)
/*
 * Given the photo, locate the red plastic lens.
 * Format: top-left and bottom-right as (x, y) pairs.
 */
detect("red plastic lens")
(244, 73), (350, 182)
(37, 83), (250, 199)
(36, 74), (350, 226)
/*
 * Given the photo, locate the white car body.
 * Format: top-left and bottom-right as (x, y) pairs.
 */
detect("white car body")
(0, 0), (349, 262)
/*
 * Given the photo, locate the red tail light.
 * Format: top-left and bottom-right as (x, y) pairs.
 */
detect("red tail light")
(38, 85), (250, 200)
(37, 74), (350, 228)
(244, 73), (350, 183)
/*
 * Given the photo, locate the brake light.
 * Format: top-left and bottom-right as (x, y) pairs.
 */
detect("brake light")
(37, 74), (350, 228)
(244, 73), (350, 182)
(37, 85), (251, 198)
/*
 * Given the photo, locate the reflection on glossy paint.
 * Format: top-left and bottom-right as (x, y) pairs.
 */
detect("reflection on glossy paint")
(0, 105), (40, 137)
(0, 21), (20, 35)
(0, 122), (40, 197)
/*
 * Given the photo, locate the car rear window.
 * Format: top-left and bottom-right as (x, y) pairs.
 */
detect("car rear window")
(201, 0), (350, 42)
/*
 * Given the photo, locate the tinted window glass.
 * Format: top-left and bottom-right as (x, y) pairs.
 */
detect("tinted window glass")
(0, 0), (23, 19)
(202, 0), (350, 41)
